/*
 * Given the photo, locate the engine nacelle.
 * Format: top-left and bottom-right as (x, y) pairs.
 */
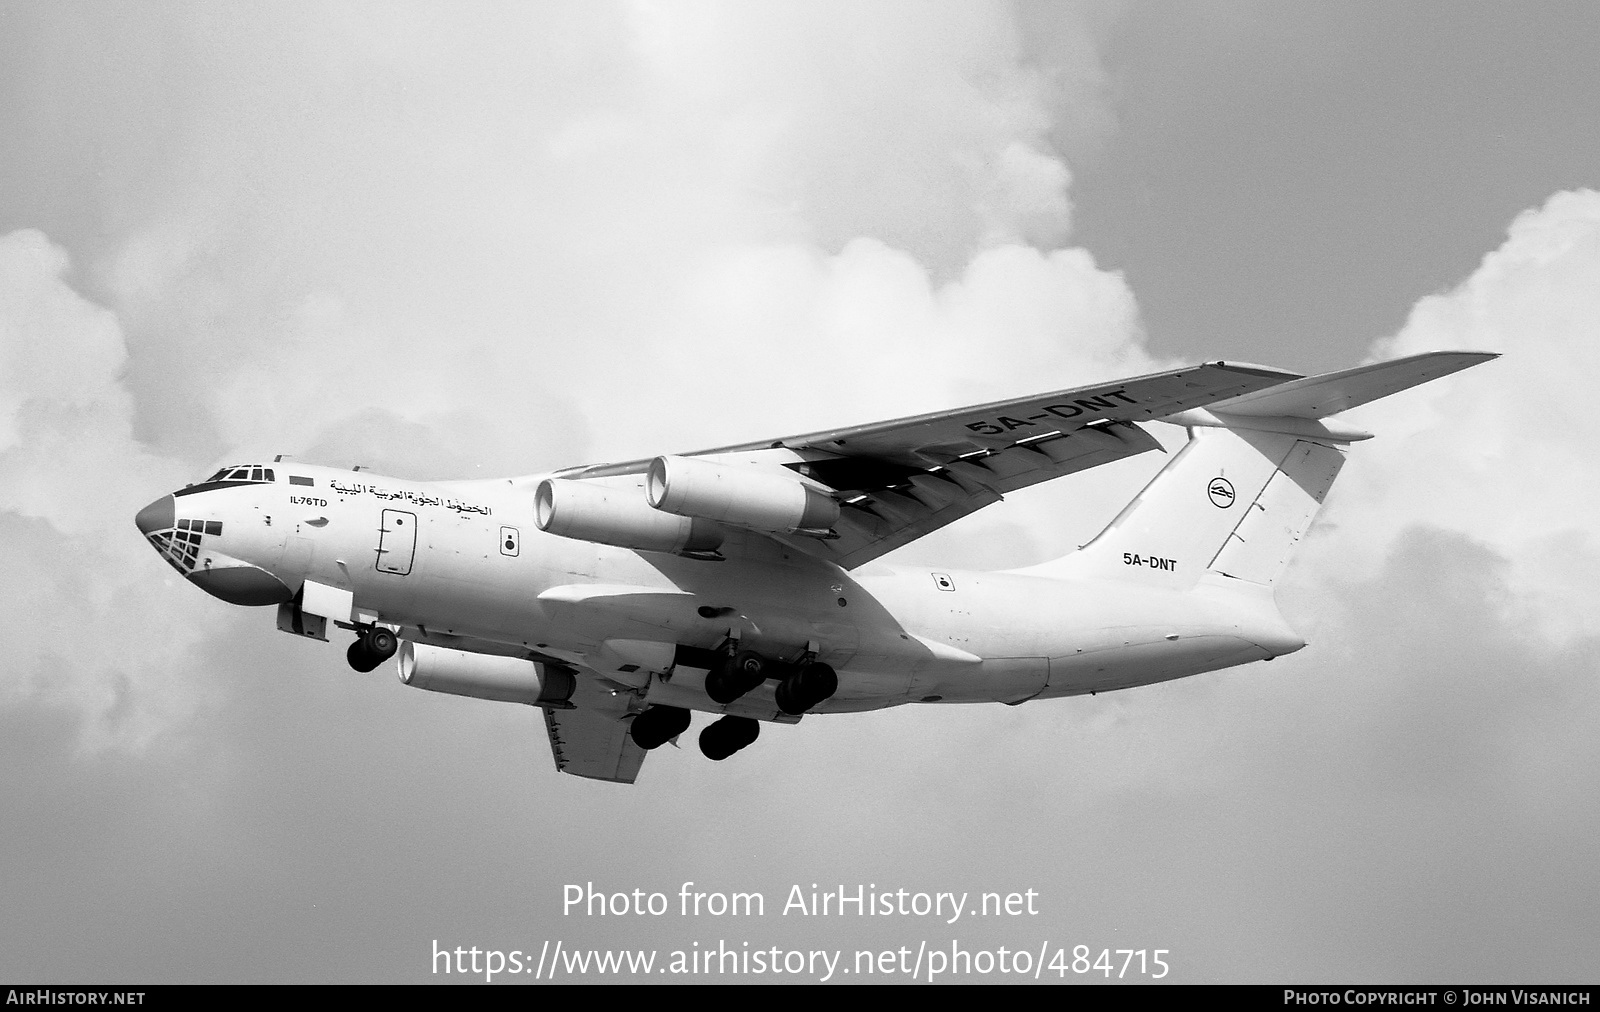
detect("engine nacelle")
(398, 642), (576, 706)
(647, 456), (840, 534)
(536, 478), (724, 556)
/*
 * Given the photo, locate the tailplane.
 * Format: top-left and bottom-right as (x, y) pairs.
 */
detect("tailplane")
(1026, 351), (1496, 589)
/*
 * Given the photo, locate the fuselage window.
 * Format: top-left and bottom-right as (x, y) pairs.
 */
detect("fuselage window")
(205, 521), (222, 536)
(289, 475), (313, 486)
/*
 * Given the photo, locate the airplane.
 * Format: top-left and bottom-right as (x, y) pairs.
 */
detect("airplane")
(135, 350), (1494, 783)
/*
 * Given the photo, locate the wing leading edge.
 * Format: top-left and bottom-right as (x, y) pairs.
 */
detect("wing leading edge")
(559, 362), (1300, 569)
(694, 361), (1299, 568)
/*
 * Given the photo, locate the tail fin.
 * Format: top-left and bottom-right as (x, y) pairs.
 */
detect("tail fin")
(1029, 351), (1496, 589)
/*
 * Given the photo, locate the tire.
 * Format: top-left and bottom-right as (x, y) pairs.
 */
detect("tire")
(776, 662), (837, 714)
(774, 675), (807, 715)
(802, 662), (838, 704)
(698, 720), (733, 760)
(631, 706), (692, 750)
(700, 715), (759, 760)
(731, 650), (766, 691)
(705, 663), (740, 704)
(367, 627), (398, 660)
(630, 708), (667, 750)
(346, 640), (379, 673)
(662, 706), (692, 740)
(707, 650), (767, 704)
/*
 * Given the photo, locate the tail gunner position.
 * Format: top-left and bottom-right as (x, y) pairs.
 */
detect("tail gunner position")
(137, 352), (1494, 783)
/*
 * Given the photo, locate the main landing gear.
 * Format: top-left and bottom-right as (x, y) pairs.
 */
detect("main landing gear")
(629, 704), (692, 750)
(628, 706), (763, 762)
(346, 626), (398, 672)
(627, 644), (841, 763)
(704, 650), (767, 704)
(698, 715), (759, 761)
(705, 645), (839, 715)
(774, 661), (838, 716)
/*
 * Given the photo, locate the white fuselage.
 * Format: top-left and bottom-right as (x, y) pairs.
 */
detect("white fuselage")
(160, 463), (1303, 717)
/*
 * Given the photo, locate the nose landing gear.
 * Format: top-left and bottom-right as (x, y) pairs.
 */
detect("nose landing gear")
(346, 626), (399, 672)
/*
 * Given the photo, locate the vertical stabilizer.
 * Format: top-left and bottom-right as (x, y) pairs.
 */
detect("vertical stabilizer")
(1027, 425), (1345, 589)
(1024, 351), (1496, 589)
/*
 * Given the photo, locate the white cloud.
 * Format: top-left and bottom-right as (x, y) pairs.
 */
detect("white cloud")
(1302, 189), (1600, 642)
(4, 3), (1599, 984)
(0, 230), (207, 749)
(5, 3), (1128, 752)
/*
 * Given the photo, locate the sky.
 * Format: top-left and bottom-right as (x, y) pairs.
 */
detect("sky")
(2, 0), (1598, 984)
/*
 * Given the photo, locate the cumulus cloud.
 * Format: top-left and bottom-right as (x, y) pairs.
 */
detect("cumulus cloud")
(3, 2), (1598, 984)
(6, 3), (1128, 751)
(0, 230), (205, 749)
(75, 2), (1127, 477)
(1304, 189), (1600, 642)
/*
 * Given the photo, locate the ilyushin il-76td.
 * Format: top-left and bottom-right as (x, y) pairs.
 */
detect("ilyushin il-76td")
(137, 351), (1494, 783)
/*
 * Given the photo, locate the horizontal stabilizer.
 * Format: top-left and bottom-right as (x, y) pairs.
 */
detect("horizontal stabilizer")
(1204, 351), (1498, 419)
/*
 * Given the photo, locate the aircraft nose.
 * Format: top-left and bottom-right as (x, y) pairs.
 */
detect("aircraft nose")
(135, 494), (174, 535)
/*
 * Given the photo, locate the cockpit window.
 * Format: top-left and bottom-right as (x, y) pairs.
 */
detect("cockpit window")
(179, 464), (278, 498)
(201, 465), (275, 484)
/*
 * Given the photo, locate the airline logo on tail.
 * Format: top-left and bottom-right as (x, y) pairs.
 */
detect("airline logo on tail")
(1208, 477), (1236, 508)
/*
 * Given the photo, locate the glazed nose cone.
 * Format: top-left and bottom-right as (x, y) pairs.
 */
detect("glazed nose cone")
(135, 494), (174, 535)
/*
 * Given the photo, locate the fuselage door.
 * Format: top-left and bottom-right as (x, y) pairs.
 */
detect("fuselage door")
(377, 509), (418, 575)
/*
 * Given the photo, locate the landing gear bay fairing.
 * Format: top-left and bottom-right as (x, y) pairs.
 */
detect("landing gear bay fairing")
(137, 352), (1494, 783)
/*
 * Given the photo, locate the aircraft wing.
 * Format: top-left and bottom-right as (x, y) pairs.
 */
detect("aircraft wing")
(540, 677), (647, 784)
(569, 361), (1300, 569)
(1203, 351), (1499, 418)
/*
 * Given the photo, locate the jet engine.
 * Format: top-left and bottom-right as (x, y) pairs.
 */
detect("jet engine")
(647, 455), (839, 534)
(536, 478), (724, 557)
(398, 642), (575, 706)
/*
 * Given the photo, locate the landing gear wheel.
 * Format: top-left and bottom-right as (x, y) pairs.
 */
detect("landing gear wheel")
(706, 649), (768, 704)
(704, 662), (738, 705)
(629, 705), (692, 750)
(346, 627), (399, 672)
(347, 640), (381, 673)
(775, 662), (838, 714)
(698, 715), (761, 761)
(366, 627), (398, 661)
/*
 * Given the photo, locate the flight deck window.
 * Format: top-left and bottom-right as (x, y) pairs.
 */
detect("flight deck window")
(195, 464), (276, 488)
(205, 521), (222, 535)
